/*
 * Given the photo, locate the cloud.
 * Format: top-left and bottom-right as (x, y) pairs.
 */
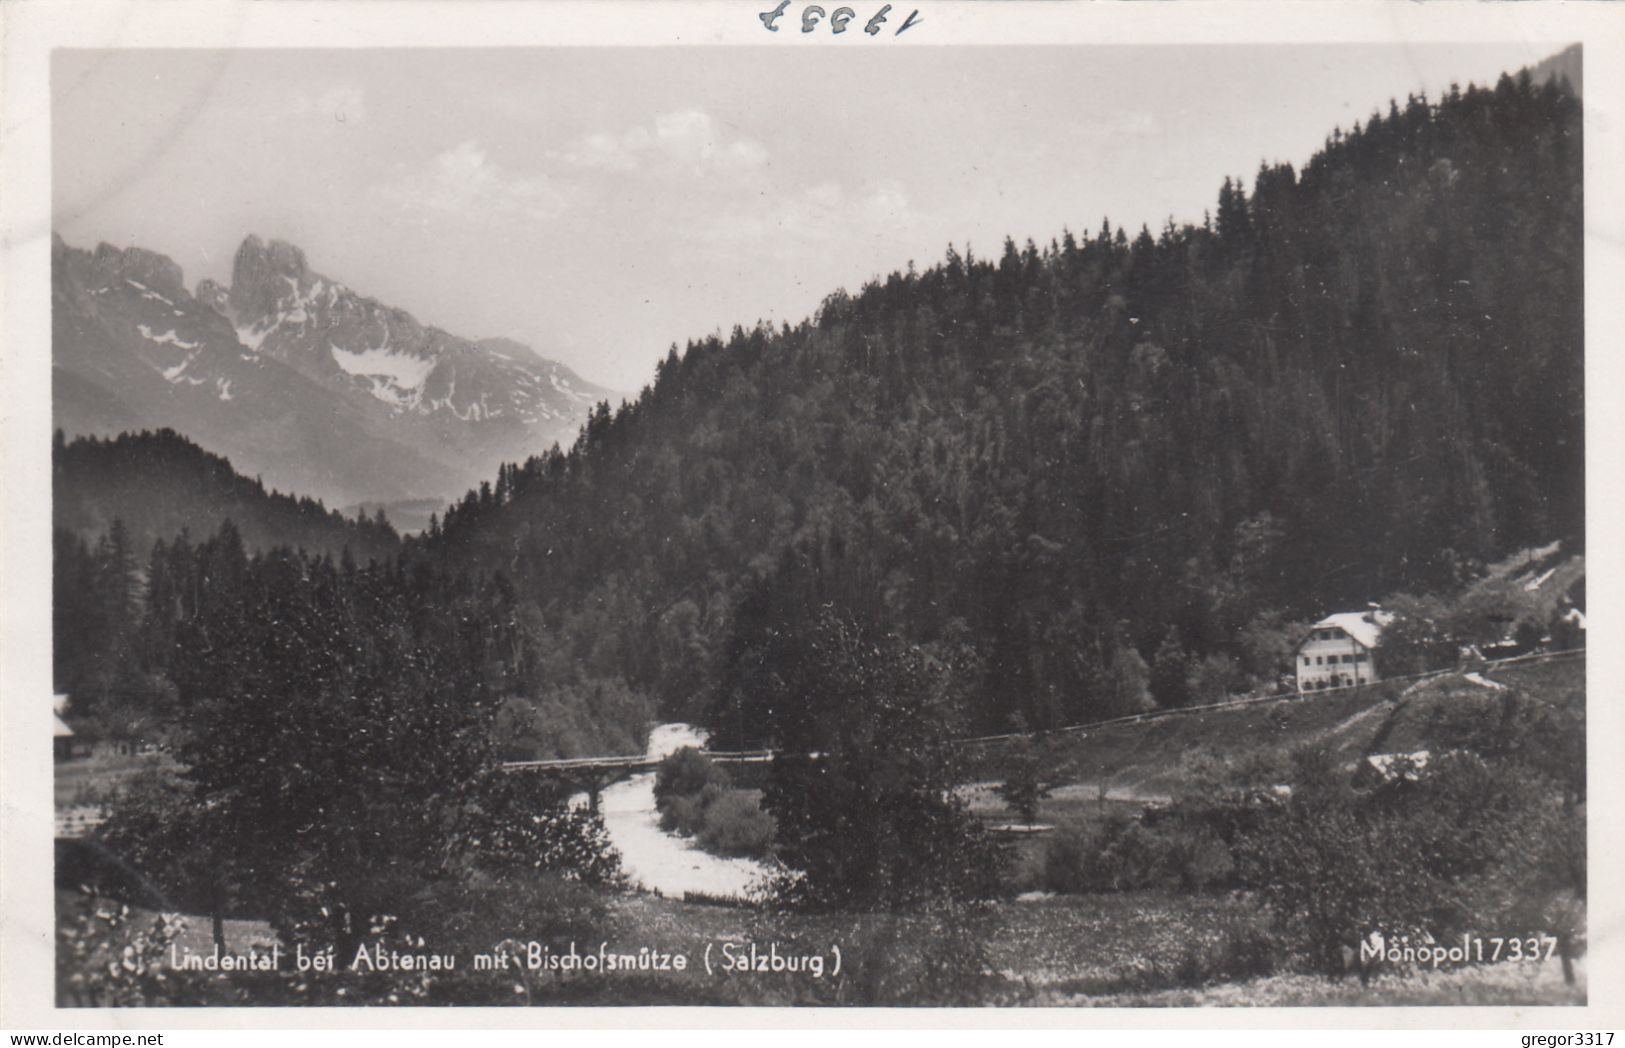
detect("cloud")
(380, 141), (569, 224)
(560, 109), (767, 176)
(858, 180), (911, 225)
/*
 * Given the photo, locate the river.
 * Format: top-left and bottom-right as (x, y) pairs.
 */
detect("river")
(583, 722), (773, 900)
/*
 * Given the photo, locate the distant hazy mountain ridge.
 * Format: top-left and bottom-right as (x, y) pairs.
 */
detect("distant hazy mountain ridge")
(54, 428), (401, 564)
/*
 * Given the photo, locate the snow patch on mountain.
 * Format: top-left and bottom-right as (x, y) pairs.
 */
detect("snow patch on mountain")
(126, 279), (174, 306)
(137, 324), (200, 350)
(237, 318), (280, 351)
(331, 344), (437, 390)
(548, 370), (596, 404)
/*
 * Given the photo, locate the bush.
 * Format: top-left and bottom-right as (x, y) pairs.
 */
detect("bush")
(1187, 653), (1248, 705)
(1040, 814), (1237, 895)
(995, 724), (1052, 824)
(657, 779), (775, 860)
(698, 789), (776, 858)
(653, 749), (776, 860)
(461, 771), (624, 887)
(654, 748), (730, 809)
(753, 609), (1009, 911)
(1376, 592), (1457, 676)
(658, 790), (707, 836)
(1240, 743), (1586, 975)
(1164, 917), (1278, 988)
(57, 891), (198, 1007)
(1041, 825), (1097, 894)
(404, 867), (608, 959)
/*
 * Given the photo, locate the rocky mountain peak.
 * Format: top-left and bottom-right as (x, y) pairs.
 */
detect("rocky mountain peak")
(83, 241), (188, 299)
(56, 229), (623, 511)
(196, 278), (231, 319)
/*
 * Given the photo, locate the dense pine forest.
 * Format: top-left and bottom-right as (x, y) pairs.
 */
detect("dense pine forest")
(411, 73), (1581, 738)
(55, 429), (402, 562)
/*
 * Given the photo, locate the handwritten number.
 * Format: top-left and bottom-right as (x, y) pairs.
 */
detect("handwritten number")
(763, 3), (919, 37)
(759, 1), (790, 31)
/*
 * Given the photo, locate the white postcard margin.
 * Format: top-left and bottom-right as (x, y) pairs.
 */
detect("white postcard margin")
(3, 0), (1624, 1032)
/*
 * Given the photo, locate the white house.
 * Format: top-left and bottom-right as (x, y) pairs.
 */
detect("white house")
(53, 693), (75, 760)
(1296, 610), (1392, 692)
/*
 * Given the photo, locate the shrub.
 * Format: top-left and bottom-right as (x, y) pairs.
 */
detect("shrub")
(1240, 743), (1585, 975)
(405, 867), (608, 959)
(461, 771), (624, 887)
(1186, 652), (1248, 705)
(1040, 824), (1097, 894)
(747, 608), (1008, 911)
(1165, 918), (1278, 988)
(994, 722), (1053, 824)
(57, 891), (197, 1007)
(653, 748), (776, 860)
(1376, 592), (1459, 676)
(1040, 813), (1238, 895)
(658, 790), (707, 836)
(654, 748), (730, 809)
(698, 789), (776, 858)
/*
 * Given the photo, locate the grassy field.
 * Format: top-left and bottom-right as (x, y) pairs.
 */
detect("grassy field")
(1045, 957), (1585, 1007)
(966, 655), (1583, 807)
(544, 880), (1584, 1006)
(79, 886), (1581, 1006)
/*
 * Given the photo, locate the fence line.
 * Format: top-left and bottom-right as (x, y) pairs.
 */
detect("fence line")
(501, 648), (1586, 772)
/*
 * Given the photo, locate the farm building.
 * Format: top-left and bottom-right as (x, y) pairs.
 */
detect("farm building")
(53, 693), (75, 760)
(1296, 610), (1392, 692)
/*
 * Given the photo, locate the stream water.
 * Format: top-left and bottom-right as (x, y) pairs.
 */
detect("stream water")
(584, 722), (773, 899)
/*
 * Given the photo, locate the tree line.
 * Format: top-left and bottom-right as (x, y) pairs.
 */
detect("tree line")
(55, 428), (402, 564)
(54, 513), (651, 760)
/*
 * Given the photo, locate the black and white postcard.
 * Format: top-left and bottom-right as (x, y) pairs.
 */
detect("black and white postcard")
(3, 0), (1622, 1033)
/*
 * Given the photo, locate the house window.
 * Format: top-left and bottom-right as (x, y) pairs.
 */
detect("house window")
(1302, 656), (1311, 666)
(1356, 651), (1367, 662)
(1316, 656), (1323, 665)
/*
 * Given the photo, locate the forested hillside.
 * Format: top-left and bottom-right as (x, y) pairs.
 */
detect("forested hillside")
(53, 429), (653, 759)
(417, 73), (1582, 737)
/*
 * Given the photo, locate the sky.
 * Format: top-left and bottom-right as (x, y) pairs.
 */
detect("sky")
(54, 43), (1558, 392)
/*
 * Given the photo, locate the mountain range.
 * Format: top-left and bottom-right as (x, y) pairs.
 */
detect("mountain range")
(53, 232), (619, 523)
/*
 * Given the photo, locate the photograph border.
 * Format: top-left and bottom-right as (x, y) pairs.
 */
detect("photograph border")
(4, 0), (1623, 1031)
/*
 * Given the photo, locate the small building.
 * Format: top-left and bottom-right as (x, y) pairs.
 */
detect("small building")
(1296, 610), (1391, 692)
